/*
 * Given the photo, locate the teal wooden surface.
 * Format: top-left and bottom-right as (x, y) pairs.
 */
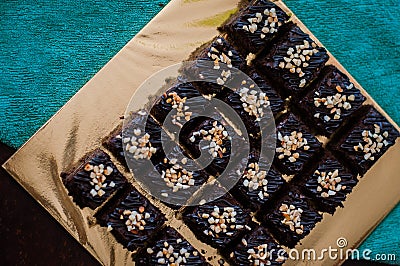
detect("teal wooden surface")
(0, 0), (398, 264)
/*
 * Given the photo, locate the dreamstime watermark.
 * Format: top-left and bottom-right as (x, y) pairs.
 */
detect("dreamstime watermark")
(251, 237), (397, 263)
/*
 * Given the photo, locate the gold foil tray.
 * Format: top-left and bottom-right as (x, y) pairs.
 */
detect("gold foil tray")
(3, 0), (399, 265)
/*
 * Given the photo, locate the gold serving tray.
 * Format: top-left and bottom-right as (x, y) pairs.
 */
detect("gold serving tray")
(3, 0), (399, 265)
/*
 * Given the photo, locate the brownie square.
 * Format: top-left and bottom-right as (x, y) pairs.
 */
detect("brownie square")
(216, 71), (284, 143)
(218, 87), (263, 139)
(95, 186), (165, 251)
(229, 152), (285, 211)
(155, 156), (210, 206)
(259, 190), (322, 248)
(179, 116), (234, 177)
(61, 149), (127, 209)
(133, 143), (210, 209)
(255, 24), (329, 98)
(185, 37), (246, 96)
(302, 154), (358, 214)
(298, 65), (366, 136)
(226, 226), (287, 266)
(150, 82), (211, 132)
(328, 105), (399, 175)
(135, 227), (209, 265)
(183, 189), (253, 249)
(103, 110), (163, 169)
(249, 71), (285, 116)
(221, 0), (289, 55)
(274, 113), (322, 175)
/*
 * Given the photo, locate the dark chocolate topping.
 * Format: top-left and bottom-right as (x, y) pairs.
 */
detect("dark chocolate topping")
(61, 149), (127, 209)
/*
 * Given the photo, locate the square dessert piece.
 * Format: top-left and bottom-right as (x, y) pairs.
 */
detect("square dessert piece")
(216, 71), (285, 143)
(274, 113), (322, 175)
(249, 71), (285, 117)
(298, 65), (366, 136)
(228, 152), (285, 211)
(328, 105), (399, 175)
(61, 149), (127, 209)
(135, 227), (209, 265)
(103, 110), (164, 169)
(132, 142), (210, 209)
(255, 24), (329, 98)
(259, 190), (322, 248)
(221, 0), (289, 55)
(95, 186), (165, 251)
(185, 37), (246, 96)
(154, 156), (210, 207)
(150, 82), (211, 132)
(302, 154), (358, 214)
(226, 226), (287, 266)
(183, 189), (253, 249)
(179, 116), (234, 177)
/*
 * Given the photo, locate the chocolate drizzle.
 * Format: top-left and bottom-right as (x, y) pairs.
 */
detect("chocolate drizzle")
(61, 149), (127, 209)
(183, 191), (252, 249)
(220, 90), (262, 138)
(255, 24), (329, 97)
(104, 111), (163, 169)
(96, 186), (165, 251)
(228, 226), (286, 266)
(217, 71), (284, 141)
(136, 145), (207, 209)
(329, 105), (399, 175)
(179, 117), (232, 177)
(195, 37), (245, 70)
(260, 190), (322, 248)
(230, 152), (285, 211)
(304, 155), (358, 214)
(135, 227), (209, 265)
(299, 65), (366, 136)
(150, 83), (209, 129)
(186, 37), (246, 96)
(249, 71), (285, 116)
(221, 0), (289, 55)
(274, 113), (322, 174)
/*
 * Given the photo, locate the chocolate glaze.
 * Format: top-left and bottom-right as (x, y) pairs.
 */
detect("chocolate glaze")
(255, 24), (329, 98)
(303, 154), (358, 214)
(298, 65), (366, 136)
(183, 190), (253, 249)
(95, 186), (165, 251)
(103, 112), (163, 169)
(221, 0), (289, 55)
(229, 152), (285, 211)
(136, 144), (208, 209)
(154, 157), (208, 187)
(250, 71), (285, 116)
(61, 149), (127, 209)
(150, 82), (210, 128)
(185, 37), (246, 96)
(220, 91), (262, 137)
(227, 226), (286, 266)
(328, 105), (399, 175)
(195, 36), (245, 70)
(135, 227), (209, 265)
(274, 113), (322, 175)
(179, 116), (232, 177)
(216, 71), (284, 151)
(155, 156), (208, 185)
(259, 190), (322, 248)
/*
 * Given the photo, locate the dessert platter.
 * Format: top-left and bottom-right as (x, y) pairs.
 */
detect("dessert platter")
(3, 0), (399, 265)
